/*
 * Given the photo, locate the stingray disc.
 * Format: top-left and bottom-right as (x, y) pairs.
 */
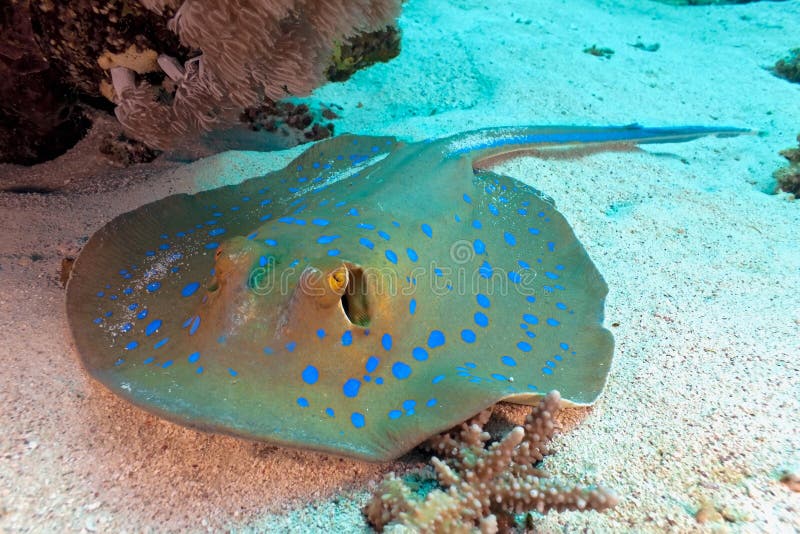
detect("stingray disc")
(68, 127), (628, 460)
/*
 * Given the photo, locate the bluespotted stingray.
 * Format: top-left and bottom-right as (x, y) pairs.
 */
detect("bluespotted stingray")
(67, 124), (749, 460)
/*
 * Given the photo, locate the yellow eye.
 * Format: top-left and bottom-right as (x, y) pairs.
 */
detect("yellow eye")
(329, 269), (347, 291)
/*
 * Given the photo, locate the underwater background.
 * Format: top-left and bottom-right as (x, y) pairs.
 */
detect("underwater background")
(0, 0), (799, 532)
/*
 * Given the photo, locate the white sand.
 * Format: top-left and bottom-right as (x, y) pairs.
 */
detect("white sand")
(1, 0), (799, 531)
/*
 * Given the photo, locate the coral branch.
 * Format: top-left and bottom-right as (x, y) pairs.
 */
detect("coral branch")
(365, 391), (618, 533)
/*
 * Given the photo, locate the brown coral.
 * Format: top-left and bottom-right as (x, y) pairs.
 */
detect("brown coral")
(774, 134), (800, 195)
(365, 391), (618, 533)
(115, 0), (401, 148)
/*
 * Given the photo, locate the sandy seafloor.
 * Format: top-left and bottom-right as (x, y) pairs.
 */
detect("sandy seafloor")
(1, 0), (799, 532)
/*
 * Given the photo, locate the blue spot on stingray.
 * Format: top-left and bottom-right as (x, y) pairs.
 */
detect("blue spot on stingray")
(501, 355), (517, 367)
(328, 249), (341, 256)
(317, 329), (326, 339)
(342, 330), (353, 346)
(145, 251), (155, 257)
(489, 204), (499, 216)
(464, 362), (476, 369)
(358, 223), (375, 230)
(556, 302), (568, 310)
(182, 316), (193, 328)
(474, 312), (489, 328)
(359, 237), (375, 250)
(297, 397), (309, 407)
(378, 230), (391, 241)
(382, 333), (392, 351)
(508, 271), (522, 284)
(154, 338), (169, 349)
(472, 220), (482, 229)
(407, 248), (418, 262)
(366, 356), (379, 373)
(548, 242), (555, 252)
(517, 341), (532, 352)
(264, 239), (278, 246)
(286, 341), (297, 352)
(463, 193), (472, 203)
(519, 260), (530, 269)
(547, 318), (560, 326)
(421, 223), (432, 238)
(228, 368), (238, 377)
(343, 379), (361, 398)
(388, 410), (402, 420)
(351, 412), (365, 428)
(208, 228), (226, 237)
(523, 314), (539, 325)
(392, 362), (412, 380)
(412, 347), (428, 361)
(427, 330), (445, 348)
(145, 319), (162, 336)
(432, 375), (445, 384)
(474, 239), (486, 254)
(542, 367), (553, 375)
(545, 271), (559, 280)
(181, 282), (200, 297)
(302, 366), (319, 385)
(491, 373), (507, 381)
(347, 208), (359, 216)
(188, 352), (200, 363)
(96, 291), (105, 298)
(189, 316), (201, 335)
(461, 329), (477, 343)
(317, 235), (340, 244)
(204, 242), (219, 250)
(312, 218), (330, 226)
(146, 282), (161, 293)
(403, 400), (416, 412)
(526, 295), (536, 303)
(504, 232), (516, 246)
(409, 299), (417, 315)
(479, 261), (493, 279)
(385, 250), (398, 264)
(326, 408), (335, 417)
(263, 347), (273, 355)
(136, 309), (148, 320)
(560, 342), (570, 350)
(375, 377), (384, 385)
(529, 227), (541, 235)
(476, 294), (491, 308)
(143, 357), (154, 365)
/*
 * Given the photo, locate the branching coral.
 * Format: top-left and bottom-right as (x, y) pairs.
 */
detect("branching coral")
(114, 0), (401, 148)
(365, 391), (618, 533)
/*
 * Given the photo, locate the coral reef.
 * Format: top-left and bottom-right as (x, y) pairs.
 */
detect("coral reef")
(0, 1), (92, 164)
(326, 25), (401, 82)
(240, 101), (337, 142)
(773, 134), (800, 195)
(772, 49), (800, 84)
(365, 391), (618, 533)
(1, 1), (401, 165)
(114, 0), (401, 148)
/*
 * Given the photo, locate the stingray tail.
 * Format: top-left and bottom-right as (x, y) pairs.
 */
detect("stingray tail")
(443, 124), (756, 164)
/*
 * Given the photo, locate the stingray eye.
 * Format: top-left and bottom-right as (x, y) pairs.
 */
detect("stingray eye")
(214, 247), (223, 260)
(329, 269), (347, 292)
